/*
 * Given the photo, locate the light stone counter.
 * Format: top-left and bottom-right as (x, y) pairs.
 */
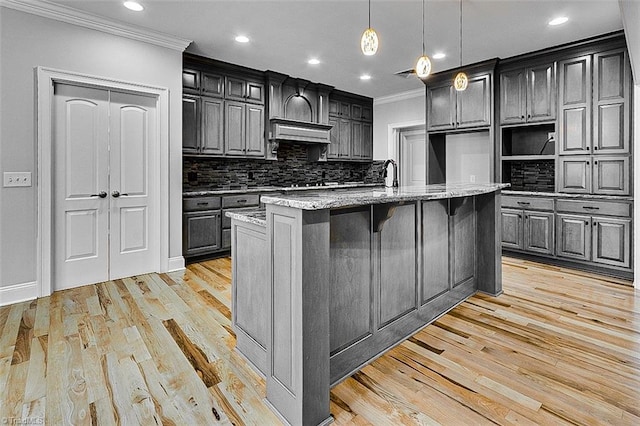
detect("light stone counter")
(261, 182), (510, 210)
(224, 208), (266, 227)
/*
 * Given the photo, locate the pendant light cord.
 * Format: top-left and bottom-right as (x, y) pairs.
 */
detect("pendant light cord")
(459, 0), (463, 67)
(422, 0), (425, 55)
(368, 0), (371, 28)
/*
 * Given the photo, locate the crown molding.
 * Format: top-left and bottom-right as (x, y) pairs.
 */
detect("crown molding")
(0, 0), (192, 51)
(374, 88), (424, 106)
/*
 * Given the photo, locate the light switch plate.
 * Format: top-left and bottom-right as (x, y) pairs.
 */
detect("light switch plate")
(3, 172), (32, 187)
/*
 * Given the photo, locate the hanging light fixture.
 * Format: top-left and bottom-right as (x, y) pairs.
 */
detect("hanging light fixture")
(361, 0), (379, 55)
(454, 0), (468, 91)
(415, 0), (432, 78)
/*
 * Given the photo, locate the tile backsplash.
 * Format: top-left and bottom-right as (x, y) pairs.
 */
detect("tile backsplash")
(504, 160), (555, 192)
(184, 144), (385, 189)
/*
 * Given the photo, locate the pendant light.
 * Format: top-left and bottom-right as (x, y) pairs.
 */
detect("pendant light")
(454, 0), (468, 91)
(415, 0), (432, 78)
(361, 0), (379, 55)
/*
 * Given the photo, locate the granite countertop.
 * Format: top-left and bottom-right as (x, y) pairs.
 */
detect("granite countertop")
(503, 190), (633, 201)
(183, 182), (379, 197)
(225, 208), (266, 227)
(261, 183), (510, 210)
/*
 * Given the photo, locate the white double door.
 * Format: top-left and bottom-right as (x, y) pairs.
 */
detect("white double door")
(53, 83), (159, 291)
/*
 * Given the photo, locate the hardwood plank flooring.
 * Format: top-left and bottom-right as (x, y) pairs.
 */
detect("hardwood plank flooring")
(0, 256), (638, 425)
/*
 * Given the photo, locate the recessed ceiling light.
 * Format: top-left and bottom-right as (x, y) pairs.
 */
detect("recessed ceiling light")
(548, 17), (568, 26)
(433, 52), (446, 60)
(360, 74), (372, 81)
(235, 35), (250, 43)
(308, 58), (320, 65)
(123, 1), (143, 12)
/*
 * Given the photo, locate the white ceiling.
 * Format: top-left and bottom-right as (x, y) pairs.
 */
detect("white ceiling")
(51, 0), (624, 99)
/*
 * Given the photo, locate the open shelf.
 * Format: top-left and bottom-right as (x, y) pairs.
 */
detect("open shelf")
(502, 123), (556, 157)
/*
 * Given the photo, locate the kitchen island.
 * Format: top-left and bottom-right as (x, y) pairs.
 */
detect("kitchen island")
(228, 183), (508, 425)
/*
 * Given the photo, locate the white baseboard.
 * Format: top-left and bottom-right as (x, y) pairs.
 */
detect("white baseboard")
(0, 281), (38, 307)
(167, 256), (185, 272)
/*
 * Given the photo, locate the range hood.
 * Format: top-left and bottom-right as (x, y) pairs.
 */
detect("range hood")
(265, 71), (334, 161)
(269, 118), (332, 144)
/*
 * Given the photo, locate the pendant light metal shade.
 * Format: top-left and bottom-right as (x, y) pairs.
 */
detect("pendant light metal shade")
(455, 0), (467, 91)
(361, 0), (378, 55)
(415, 0), (432, 78)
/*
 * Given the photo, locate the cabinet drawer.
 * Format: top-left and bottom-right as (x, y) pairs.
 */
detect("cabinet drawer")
(222, 194), (260, 208)
(184, 196), (221, 211)
(556, 199), (631, 217)
(502, 196), (554, 211)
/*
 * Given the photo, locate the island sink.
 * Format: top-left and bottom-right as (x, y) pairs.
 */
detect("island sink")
(228, 183), (507, 425)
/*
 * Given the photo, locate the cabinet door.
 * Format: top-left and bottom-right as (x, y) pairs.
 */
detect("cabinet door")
(201, 97), (224, 155)
(592, 216), (630, 268)
(246, 81), (265, 104)
(501, 208), (523, 250)
(593, 49), (629, 154)
(361, 105), (373, 122)
(225, 100), (246, 155)
(245, 104), (265, 157)
(527, 62), (556, 122)
(556, 214), (591, 261)
(351, 104), (363, 121)
(593, 156), (629, 195)
(558, 56), (591, 154)
(500, 69), (526, 124)
(558, 156), (591, 194)
(456, 74), (491, 129)
(339, 102), (351, 118)
(182, 96), (200, 153)
(427, 83), (455, 131)
(328, 117), (340, 159)
(362, 122), (373, 160)
(183, 210), (221, 256)
(351, 121), (363, 158)
(452, 197), (476, 287)
(328, 100), (340, 117)
(202, 72), (224, 97)
(182, 69), (200, 94)
(226, 76), (246, 101)
(338, 118), (351, 158)
(524, 211), (554, 255)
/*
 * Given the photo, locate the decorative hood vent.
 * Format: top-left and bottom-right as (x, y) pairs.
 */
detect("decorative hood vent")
(265, 71), (334, 161)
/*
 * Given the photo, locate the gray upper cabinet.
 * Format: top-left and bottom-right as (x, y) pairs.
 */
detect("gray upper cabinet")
(557, 156), (592, 194)
(245, 104), (265, 156)
(558, 55), (591, 155)
(225, 100), (245, 155)
(593, 49), (630, 154)
(428, 73), (491, 131)
(202, 72), (224, 97)
(226, 76), (246, 101)
(328, 96), (373, 161)
(500, 62), (555, 125)
(592, 155), (629, 195)
(427, 83), (455, 131)
(201, 97), (224, 155)
(182, 95), (200, 154)
(182, 69), (200, 94)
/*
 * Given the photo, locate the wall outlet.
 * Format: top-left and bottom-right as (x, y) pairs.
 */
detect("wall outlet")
(548, 132), (555, 141)
(470, 174), (476, 183)
(3, 172), (32, 187)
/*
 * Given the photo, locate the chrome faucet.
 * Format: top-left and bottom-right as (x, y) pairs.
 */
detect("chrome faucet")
(382, 159), (399, 188)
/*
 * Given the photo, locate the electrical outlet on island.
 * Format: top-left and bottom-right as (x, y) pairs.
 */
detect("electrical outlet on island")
(470, 175), (476, 183)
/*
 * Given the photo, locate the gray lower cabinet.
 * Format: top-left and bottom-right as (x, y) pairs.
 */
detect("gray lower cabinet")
(221, 194), (260, 249)
(501, 196), (554, 255)
(183, 196), (222, 257)
(556, 214), (591, 261)
(592, 216), (631, 268)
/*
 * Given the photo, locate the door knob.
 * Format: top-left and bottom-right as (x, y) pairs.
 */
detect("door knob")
(111, 191), (129, 198)
(90, 191), (107, 198)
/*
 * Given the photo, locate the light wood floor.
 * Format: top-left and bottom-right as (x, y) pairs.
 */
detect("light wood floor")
(1, 257), (638, 425)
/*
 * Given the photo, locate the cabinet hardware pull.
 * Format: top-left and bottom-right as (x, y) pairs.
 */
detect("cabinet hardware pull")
(197, 202), (209, 206)
(517, 201), (530, 205)
(594, 146), (598, 150)
(583, 206), (599, 210)
(90, 191), (107, 198)
(586, 147), (590, 150)
(237, 199), (247, 203)
(585, 221), (589, 225)
(521, 116), (524, 119)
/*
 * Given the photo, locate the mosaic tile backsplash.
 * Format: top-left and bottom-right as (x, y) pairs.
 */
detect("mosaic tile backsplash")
(504, 160), (555, 192)
(184, 144), (385, 189)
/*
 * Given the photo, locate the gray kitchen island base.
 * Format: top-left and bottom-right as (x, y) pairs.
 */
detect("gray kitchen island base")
(229, 184), (506, 425)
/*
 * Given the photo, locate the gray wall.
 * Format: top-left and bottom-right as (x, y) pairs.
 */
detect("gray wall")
(0, 8), (183, 290)
(373, 91), (426, 160)
(445, 131), (491, 184)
